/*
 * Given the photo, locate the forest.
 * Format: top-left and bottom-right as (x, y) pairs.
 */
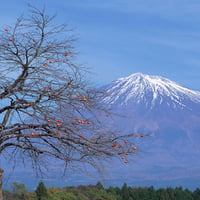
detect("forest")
(3, 181), (200, 200)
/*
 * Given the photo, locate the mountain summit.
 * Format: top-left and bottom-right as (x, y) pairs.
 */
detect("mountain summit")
(102, 73), (200, 131)
(103, 73), (200, 110)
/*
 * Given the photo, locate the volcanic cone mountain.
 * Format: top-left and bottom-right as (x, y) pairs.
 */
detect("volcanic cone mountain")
(101, 73), (200, 188)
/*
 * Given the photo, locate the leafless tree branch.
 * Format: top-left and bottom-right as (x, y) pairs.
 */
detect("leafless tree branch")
(0, 6), (145, 181)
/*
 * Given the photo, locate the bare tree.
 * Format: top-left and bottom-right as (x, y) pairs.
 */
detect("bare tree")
(0, 6), (142, 200)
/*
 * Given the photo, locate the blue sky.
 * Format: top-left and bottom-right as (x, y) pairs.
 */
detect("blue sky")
(0, 0), (200, 90)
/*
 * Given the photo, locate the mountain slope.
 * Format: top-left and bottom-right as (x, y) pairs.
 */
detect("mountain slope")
(4, 73), (200, 190)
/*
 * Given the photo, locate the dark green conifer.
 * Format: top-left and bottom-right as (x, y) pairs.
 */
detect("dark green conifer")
(121, 183), (129, 200)
(96, 181), (104, 190)
(35, 181), (48, 200)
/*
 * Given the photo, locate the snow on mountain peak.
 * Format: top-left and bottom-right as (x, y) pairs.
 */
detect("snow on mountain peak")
(103, 73), (200, 108)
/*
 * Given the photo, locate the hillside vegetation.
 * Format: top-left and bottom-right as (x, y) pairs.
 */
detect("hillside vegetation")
(3, 181), (200, 200)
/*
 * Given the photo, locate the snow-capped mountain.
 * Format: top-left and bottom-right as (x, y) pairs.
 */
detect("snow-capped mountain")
(100, 73), (200, 189)
(102, 73), (200, 131)
(103, 72), (200, 110)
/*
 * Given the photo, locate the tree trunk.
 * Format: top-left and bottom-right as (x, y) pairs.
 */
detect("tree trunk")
(0, 168), (3, 200)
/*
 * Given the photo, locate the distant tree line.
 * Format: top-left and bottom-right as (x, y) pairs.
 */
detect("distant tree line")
(2, 181), (200, 200)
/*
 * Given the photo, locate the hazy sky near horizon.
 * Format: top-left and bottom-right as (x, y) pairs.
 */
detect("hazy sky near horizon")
(0, 0), (200, 90)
